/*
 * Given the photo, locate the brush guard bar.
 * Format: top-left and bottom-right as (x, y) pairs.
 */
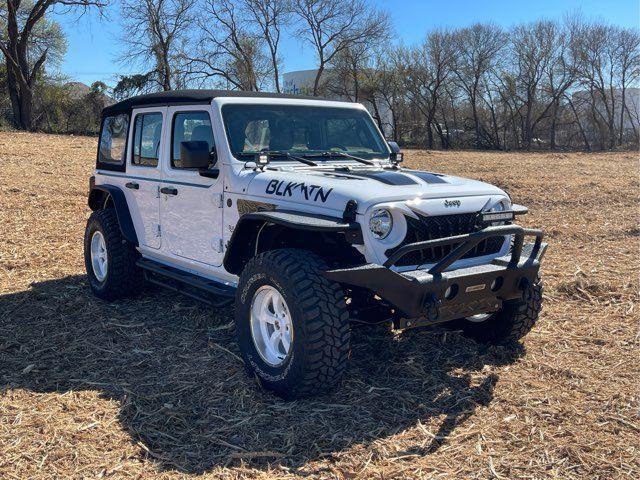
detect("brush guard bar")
(325, 225), (547, 325)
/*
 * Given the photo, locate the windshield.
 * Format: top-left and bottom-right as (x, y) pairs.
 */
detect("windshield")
(222, 104), (389, 161)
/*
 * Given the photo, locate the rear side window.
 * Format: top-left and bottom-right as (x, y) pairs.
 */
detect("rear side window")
(98, 114), (129, 166)
(132, 113), (163, 167)
(172, 111), (214, 168)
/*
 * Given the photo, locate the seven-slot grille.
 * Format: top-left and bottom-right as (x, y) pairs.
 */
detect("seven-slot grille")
(385, 212), (505, 267)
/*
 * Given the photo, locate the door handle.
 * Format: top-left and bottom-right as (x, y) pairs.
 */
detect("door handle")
(160, 186), (178, 196)
(125, 182), (139, 190)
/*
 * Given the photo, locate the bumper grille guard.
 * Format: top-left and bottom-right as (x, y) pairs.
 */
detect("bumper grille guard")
(325, 224), (546, 321)
(383, 225), (544, 273)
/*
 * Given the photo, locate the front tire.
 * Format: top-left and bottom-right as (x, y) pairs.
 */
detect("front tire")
(449, 276), (543, 344)
(235, 249), (350, 399)
(84, 209), (144, 301)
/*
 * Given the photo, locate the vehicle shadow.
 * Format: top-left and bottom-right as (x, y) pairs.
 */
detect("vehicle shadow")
(0, 275), (525, 474)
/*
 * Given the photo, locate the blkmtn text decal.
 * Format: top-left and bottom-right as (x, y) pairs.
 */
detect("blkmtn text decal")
(265, 179), (333, 203)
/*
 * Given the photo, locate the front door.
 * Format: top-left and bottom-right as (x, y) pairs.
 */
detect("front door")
(125, 107), (166, 249)
(160, 106), (224, 266)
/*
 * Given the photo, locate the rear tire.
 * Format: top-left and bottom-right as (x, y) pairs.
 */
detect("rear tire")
(449, 276), (543, 344)
(235, 249), (350, 399)
(84, 209), (144, 301)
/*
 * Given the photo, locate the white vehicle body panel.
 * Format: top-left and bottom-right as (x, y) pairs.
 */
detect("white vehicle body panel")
(159, 105), (224, 267)
(94, 95), (512, 287)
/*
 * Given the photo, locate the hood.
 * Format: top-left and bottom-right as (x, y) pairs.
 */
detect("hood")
(245, 166), (508, 215)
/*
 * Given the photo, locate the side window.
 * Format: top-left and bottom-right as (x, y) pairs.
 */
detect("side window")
(172, 111), (215, 168)
(132, 113), (163, 167)
(98, 114), (129, 165)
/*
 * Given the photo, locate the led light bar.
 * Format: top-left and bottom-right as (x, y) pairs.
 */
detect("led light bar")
(481, 210), (515, 223)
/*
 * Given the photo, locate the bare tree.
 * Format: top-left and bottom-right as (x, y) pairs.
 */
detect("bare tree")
(292, 0), (389, 96)
(568, 20), (639, 149)
(121, 0), (194, 92)
(509, 21), (557, 148)
(326, 43), (368, 101)
(612, 27), (640, 144)
(358, 49), (407, 140)
(404, 30), (456, 148)
(539, 22), (575, 148)
(452, 23), (505, 148)
(185, 0), (269, 91)
(0, 0), (103, 130)
(243, 0), (289, 92)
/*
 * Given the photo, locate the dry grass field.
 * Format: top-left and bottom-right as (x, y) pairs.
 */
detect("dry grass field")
(0, 131), (638, 479)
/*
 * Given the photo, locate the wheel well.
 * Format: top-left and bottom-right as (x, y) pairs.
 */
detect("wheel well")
(224, 220), (366, 275)
(88, 189), (114, 211)
(87, 186), (138, 245)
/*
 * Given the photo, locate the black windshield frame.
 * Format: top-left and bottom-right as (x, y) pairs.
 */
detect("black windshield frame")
(221, 104), (390, 162)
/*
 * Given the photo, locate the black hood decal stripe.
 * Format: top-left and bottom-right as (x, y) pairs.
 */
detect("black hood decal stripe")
(335, 170), (419, 185)
(317, 169), (449, 186)
(406, 171), (448, 184)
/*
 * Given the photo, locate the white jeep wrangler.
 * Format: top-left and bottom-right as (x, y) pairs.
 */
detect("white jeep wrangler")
(85, 90), (546, 398)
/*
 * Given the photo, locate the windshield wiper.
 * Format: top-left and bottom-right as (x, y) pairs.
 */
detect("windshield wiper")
(302, 151), (375, 166)
(261, 150), (318, 166)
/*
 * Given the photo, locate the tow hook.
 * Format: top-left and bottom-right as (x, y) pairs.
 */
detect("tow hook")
(393, 294), (441, 330)
(422, 293), (441, 322)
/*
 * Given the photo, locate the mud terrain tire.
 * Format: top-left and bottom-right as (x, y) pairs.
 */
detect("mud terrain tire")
(235, 249), (350, 399)
(450, 276), (543, 344)
(84, 209), (144, 301)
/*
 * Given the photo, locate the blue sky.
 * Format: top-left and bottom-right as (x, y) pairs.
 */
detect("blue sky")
(53, 0), (640, 87)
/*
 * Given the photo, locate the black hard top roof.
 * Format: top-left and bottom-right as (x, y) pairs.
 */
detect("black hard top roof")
(102, 89), (333, 116)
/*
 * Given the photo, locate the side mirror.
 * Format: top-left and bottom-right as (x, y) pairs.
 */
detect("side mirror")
(388, 141), (403, 164)
(180, 141), (215, 169)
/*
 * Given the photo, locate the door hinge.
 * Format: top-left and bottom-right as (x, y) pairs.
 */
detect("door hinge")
(156, 224), (162, 237)
(218, 193), (224, 208)
(218, 238), (224, 253)
(156, 185), (161, 198)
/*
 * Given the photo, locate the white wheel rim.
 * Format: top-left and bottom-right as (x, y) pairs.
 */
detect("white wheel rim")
(90, 230), (108, 282)
(249, 285), (293, 367)
(466, 313), (491, 323)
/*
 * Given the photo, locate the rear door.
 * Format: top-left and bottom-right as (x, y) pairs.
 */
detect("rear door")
(125, 107), (166, 249)
(160, 105), (224, 266)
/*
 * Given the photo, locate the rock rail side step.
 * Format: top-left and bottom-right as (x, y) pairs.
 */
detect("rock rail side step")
(137, 258), (235, 307)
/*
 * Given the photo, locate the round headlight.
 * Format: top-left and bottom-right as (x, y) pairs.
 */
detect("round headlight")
(369, 209), (393, 239)
(490, 200), (507, 212)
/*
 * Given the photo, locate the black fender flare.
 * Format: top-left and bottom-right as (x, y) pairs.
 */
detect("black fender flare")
(223, 210), (363, 275)
(88, 184), (139, 246)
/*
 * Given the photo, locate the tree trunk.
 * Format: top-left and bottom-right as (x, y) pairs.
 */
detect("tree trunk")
(426, 116), (434, 149)
(567, 96), (591, 151)
(18, 87), (33, 130)
(435, 114), (448, 149)
(549, 99), (558, 150)
(6, 64), (22, 129)
(524, 95), (533, 149)
(272, 53), (280, 93)
(471, 93), (480, 147)
(313, 62), (325, 96)
(619, 83), (626, 145)
(6, 70), (34, 130)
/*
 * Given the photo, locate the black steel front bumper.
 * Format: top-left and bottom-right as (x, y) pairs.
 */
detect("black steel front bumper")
(324, 225), (547, 327)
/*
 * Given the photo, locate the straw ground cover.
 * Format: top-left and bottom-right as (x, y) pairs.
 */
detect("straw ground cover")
(0, 131), (638, 479)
